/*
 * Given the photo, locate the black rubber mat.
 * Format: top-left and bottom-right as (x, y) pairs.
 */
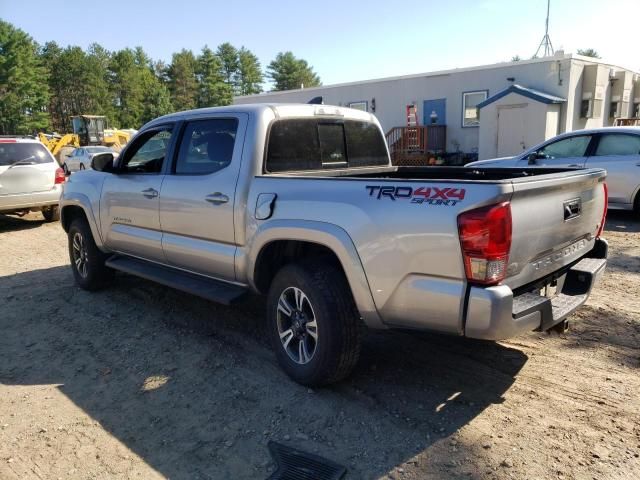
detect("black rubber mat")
(267, 441), (347, 480)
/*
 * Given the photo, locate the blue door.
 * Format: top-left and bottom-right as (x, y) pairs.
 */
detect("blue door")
(423, 99), (446, 125)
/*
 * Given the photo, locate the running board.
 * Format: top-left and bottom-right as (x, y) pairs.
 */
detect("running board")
(105, 255), (247, 305)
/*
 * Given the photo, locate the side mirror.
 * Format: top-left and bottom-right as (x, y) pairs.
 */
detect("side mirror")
(91, 152), (115, 172)
(527, 152), (540, 165)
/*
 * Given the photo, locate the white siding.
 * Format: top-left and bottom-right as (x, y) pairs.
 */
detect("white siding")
(236, 55), (639, 156)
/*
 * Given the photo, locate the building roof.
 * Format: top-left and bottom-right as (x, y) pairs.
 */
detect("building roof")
(235, 53), (639, 101)
(477, 84), (566, 108)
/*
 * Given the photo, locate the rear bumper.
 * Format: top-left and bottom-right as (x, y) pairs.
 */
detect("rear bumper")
(464, 238), (608, 340)
(0, 186), (62, 213)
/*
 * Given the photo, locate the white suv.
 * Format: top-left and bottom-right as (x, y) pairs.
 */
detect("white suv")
(0, 136), (65, 221)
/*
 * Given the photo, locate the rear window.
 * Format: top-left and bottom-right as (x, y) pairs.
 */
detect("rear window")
(266, 119), (388, 172)
(0, 142), (53, 166)
(85, 146), (112, 154)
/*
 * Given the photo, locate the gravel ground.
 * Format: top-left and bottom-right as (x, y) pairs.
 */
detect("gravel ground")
(0, 210), (638, 480)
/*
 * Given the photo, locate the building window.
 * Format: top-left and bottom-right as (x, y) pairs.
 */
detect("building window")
(634, 102), (640, 117)
(462, 91), (488, 127)
(580, 99), (593, 118)
(348, 101), (368, 112)
(609, 101), (620, 118)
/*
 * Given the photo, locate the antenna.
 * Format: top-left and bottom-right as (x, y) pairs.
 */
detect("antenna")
(534, 0), (554, 58)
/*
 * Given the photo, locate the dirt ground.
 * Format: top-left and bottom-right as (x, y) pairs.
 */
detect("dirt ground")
(0, 211), (638, 480)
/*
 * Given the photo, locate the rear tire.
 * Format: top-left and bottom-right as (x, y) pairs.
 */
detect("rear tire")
(68, 217), (113, 290)
(79, 163), (85, 170)
(267, 261), (361, 386)
(62, 163), (70, 175)
(42, 206), (60, 222)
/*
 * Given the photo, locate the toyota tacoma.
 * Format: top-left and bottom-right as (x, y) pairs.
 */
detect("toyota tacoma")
(59, 104), (608, 385)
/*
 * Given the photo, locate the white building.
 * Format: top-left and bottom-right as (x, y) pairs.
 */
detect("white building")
(234, 53), (640, 161)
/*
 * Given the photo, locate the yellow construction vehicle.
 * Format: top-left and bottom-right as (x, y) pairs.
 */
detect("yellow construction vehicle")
(39, 115), (132, 162)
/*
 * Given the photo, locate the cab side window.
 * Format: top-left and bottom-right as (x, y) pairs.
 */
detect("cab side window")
(119, 127), (173, 174)
(594, 134), (640, 156)
(539, 135), (592, 159)
(175, 119), (238, 175)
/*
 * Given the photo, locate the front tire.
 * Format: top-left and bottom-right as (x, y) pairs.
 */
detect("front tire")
(68, 217), (113, 290)
(267, 261), (361, 386)
(42, 206), (60, 222)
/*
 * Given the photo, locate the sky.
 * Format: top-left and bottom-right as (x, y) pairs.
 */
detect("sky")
(1, 0), (639, 88)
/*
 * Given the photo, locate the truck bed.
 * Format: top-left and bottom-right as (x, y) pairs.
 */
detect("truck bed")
(253, 165), (607, 332)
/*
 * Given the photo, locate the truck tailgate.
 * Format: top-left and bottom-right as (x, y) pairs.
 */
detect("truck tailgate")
(504, 169), (607, 290)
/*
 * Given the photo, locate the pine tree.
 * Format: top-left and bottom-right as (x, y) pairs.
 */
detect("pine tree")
(168, 49), (198, 111)
(237, 47), (262, 96)
(0, 20), (50, 134)
(85, 43), (115, 123)
(577, 48), (601, 59)
(108, 48), (145, 127)
(196, 46), (232, 107)
(267, 52), (321, 91)
(216, 42), (239, 88)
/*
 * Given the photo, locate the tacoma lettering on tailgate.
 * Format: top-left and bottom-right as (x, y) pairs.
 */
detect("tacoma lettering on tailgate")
(531, 239), (588, 270)
(366, 185), (466, 206)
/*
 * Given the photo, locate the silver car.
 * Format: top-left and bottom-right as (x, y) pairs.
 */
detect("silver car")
(64, 146), (115, 173)
(0, 136), (64, 221)
(467, 127), (640, 213)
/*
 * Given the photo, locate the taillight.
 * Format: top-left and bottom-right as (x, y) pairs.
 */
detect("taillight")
(54, 167), (66, 184)
(458, 202), (512, 285)
(596, 182), (608, 238)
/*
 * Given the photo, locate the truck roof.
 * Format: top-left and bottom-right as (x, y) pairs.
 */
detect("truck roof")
(143, 103), (378, 130)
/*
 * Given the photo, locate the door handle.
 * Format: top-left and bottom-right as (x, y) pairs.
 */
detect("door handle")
(141, 188), (158, 198)
(205, 192), (229, 205)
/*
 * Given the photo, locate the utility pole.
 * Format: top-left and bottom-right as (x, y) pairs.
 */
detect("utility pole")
(534, 0), (554, 58)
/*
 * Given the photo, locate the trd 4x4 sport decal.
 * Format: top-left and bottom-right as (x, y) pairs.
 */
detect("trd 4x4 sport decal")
(366, 185), (466, 206)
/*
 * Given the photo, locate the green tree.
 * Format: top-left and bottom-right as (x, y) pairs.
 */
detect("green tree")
(40, 42), (113, 131)
(168, 49), (198, 111)
(236, 47), (262, 95)
(85, 43), (115, 122)
(108, 47), (171, 127)
(39, 41), (65, 131)
(153, 59), (170, 84)
(267, 51), (321, 91)
(140, 69), (172, 124)
(108, 48), (145, 127)
(196, 46), (232, 107)
(577, 48), (601, 59)
(216, 42), (239, 87)
(0, 20), (50, 134)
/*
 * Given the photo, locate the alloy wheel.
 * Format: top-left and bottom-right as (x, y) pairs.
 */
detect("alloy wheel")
(72, 232), (88, 278)
(276, 287), (318, 364)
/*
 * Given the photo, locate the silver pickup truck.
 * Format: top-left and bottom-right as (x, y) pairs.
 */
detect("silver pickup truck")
(60, 104), (608, 386)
